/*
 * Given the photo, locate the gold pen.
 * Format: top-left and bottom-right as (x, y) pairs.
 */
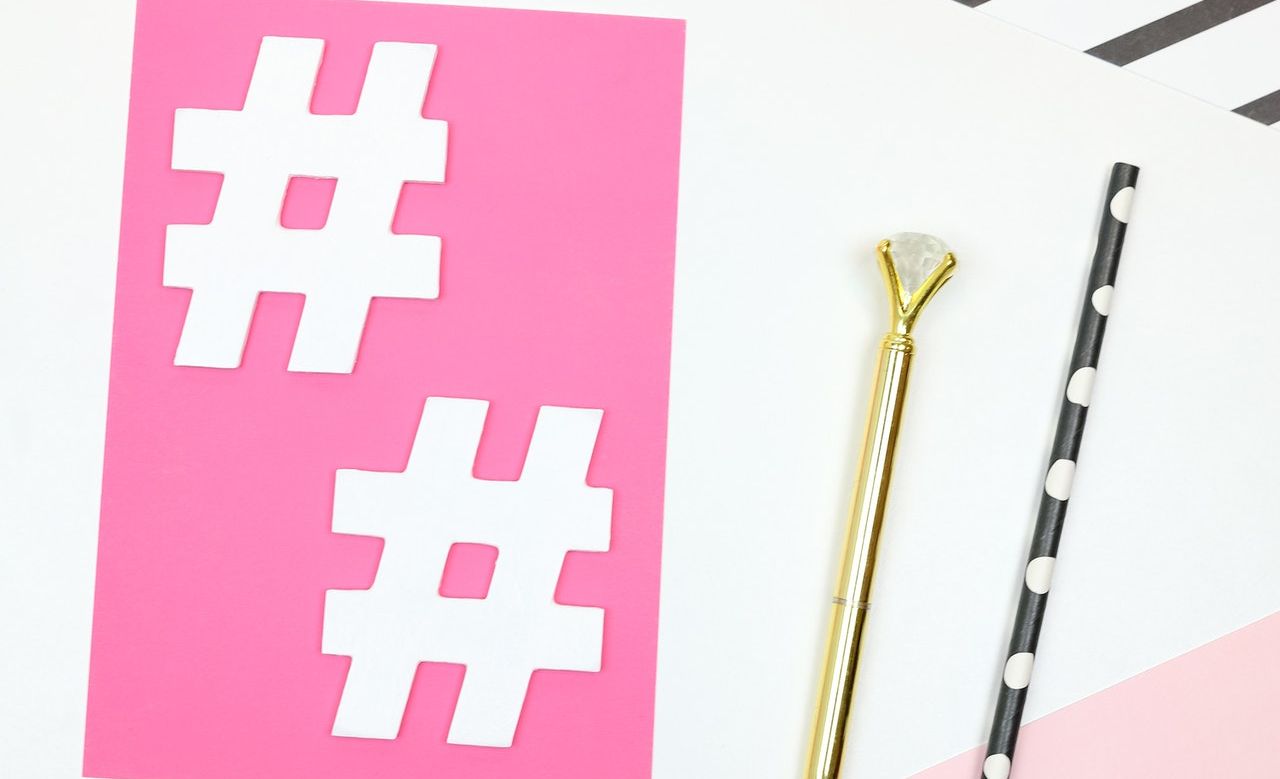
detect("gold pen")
(804, 233), (956, 779)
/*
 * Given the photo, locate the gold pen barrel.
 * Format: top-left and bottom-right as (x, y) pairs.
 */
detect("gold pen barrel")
(805, 333), (913, 779)
(804, 233), (955, 779)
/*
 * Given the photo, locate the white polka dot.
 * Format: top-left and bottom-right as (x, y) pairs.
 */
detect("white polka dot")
(1025, 557), (1056, 594)
(1066, 366), (1096, 406)
(1004, 652), (1035, 689)
(1091, 285), (1113, 316)
(1044, 459), (1075, 500)
(1109, 186), (1135, 223)
(983, 753), (1012, 779)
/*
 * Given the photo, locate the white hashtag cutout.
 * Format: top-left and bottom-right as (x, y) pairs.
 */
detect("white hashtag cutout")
(323, 397), (612, 747)
(165, 36), (447, 373)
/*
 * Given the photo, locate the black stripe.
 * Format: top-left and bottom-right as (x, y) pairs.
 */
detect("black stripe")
(1086, 0), (1276, 66)
(1235, 88), (1280, 124)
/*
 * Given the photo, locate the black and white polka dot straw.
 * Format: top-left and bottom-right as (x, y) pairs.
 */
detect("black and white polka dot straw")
(981, 163), (1139, 779)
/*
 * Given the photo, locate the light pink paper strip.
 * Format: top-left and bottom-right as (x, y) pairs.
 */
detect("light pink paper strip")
(915, 610), (1280, 778)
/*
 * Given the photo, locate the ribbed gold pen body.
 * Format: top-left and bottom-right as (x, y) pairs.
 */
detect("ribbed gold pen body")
(804, 333), (913, 779)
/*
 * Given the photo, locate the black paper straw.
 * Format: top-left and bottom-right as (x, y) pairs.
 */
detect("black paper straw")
(981, 163), (1139, 779)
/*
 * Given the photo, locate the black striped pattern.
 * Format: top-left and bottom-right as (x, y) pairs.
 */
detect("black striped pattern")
(1084, 0), (1274, 65)
(982, 163), (1139, 779)
(1236, 88), (1280, 124)
(956, 0), (1280, 127)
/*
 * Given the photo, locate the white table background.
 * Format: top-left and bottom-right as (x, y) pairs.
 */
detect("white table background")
(4, 1), (1280, 777)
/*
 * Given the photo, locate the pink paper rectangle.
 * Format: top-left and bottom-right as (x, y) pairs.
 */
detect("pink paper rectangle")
(84, 1), (684, 777)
